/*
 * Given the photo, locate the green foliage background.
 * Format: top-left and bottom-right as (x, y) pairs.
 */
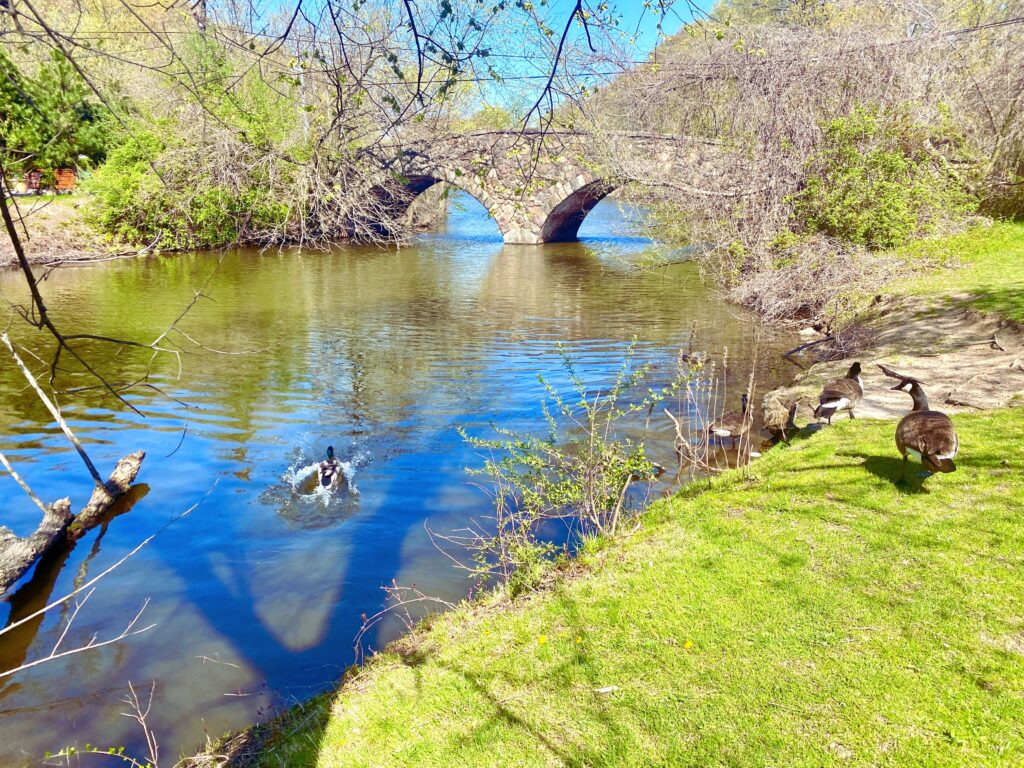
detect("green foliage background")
(793, 106), (978, 248)
(0, 49), (112, 179)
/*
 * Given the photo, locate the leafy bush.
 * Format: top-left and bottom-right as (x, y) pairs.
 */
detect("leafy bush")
(793, 105), (978, 249)
(83, 124), (291, 249)
(82, 127), (231, 249)
(80, 32), (334, 250)
(452, 344), (683, 596)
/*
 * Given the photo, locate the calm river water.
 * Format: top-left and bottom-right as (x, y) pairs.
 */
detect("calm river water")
(0, 193), (795, 764)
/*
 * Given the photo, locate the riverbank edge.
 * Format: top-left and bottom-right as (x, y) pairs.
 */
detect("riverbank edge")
(189, 410), (1024, 767)
(185, 236), (1024, 765)
(0, 188), (453, 268)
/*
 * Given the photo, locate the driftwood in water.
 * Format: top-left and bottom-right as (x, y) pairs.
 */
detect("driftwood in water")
(72, 450), (146, 536)
(0, 498), (73, 594)
(1, 326), (146, 592)
(0, 451), (146, 593)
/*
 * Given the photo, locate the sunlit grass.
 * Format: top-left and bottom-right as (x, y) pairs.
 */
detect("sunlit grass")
(891, 221), (1024, 322)
(248, 410), (1024, 767)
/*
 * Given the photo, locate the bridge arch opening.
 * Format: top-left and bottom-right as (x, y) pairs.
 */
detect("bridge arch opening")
(539, 180), (615, 243)
(386, 174), (504, 239)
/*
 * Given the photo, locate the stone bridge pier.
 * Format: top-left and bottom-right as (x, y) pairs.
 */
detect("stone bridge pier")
(374, 130), (728, 245)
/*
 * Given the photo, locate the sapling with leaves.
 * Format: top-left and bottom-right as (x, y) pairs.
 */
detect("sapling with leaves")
(448, 342), (686, 594)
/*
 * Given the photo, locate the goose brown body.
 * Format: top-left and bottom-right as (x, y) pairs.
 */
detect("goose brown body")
(318, 459), (341, 488)
(893, 381), (958, 473)
(896, 412), (958, 472)
(762, 392), (798, 442)
(318, 445), (342, 489)
(814, 362), (863, 423)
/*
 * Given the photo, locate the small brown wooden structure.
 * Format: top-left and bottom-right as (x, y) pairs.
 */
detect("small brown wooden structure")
(54, 168), (77, 192)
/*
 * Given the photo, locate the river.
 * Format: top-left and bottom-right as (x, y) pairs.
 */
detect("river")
(0, 192), (795, 765)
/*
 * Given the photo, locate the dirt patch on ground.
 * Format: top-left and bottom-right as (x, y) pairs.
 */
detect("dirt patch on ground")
(0, 195), (116, 266)
(773, 296), (1024, 422)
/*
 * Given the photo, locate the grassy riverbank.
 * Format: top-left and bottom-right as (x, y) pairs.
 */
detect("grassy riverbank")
(0, 193), (111, 266)
(894, 221), (1024, 322)
(208, 220), (1024, 767)
(226, 409), (1024, 767)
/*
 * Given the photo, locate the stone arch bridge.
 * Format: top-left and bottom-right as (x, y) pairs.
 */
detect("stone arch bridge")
(372, 130), (730, 244)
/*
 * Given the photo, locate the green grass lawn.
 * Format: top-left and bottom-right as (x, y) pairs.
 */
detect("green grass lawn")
(245, 410), (1024, 767)
(892, 221), (1024, 322)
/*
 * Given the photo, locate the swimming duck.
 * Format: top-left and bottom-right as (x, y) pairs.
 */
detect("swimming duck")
(708, 393), (751, 448)
(814, 362), (863, 423)
(892, 379), (958, 479)
(318, 445), (342, 490)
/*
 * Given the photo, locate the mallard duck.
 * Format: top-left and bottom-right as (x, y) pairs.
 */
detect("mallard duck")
(317, 445), (342, 490)
(813, 362), (863, 423)
(708, 393), (751, 448)
(892, 379), (958, 478)
(762, 391), (799, 443)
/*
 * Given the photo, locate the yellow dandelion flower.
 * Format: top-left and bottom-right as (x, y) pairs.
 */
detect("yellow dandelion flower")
(538, 634), (548, 645)
(684, 640), (694, 650)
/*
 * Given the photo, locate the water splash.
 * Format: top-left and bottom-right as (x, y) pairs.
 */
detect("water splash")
(283, 454), (361, 507)
(258, 449), (366, 528)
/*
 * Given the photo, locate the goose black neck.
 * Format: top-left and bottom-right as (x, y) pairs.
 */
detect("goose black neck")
(908, 385), (930, 412)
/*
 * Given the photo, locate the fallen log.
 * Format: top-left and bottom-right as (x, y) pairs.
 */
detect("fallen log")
(0, 450), (146, 594)
(71, 450), (146, 537)
(0, 498), (72, 594)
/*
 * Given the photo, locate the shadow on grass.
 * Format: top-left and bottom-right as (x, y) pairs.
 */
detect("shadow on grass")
(962, 288), (1024, 325)
(862, 456), (930, 494)
(213, 569), (644, 767)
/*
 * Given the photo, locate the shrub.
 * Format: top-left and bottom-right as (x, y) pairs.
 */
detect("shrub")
(83, 124), (292, 250)
(793, 105), (978, 249)
(82, 127), (219, 249)
(450, 344), (684, 595)
(728, 233), (905, 333)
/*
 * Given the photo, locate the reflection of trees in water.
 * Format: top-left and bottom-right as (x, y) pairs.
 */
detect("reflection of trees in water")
(0, 242), (752, 454)
(477, 244), (717, 345)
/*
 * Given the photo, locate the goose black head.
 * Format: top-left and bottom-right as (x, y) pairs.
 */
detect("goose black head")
(326, 445), (335, 460)
(741, 393), (749, 412)
(846, 362), (862, 378)
(892, 380), (929, 409)
(890, 379), (924, 393)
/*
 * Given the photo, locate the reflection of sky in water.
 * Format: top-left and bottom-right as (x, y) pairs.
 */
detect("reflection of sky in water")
(0, 192), (795, 765)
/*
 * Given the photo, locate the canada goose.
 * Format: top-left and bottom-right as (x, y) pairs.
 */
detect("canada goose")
(708, 393), (751, 448)
(317, 445), (342, 490)
(814, 362), (863, 423)
(762, 391), (799, 443)
(892, 380), (958, 478)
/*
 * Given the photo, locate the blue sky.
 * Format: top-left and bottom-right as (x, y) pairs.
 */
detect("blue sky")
(550, 0), (713, 56)
(467, 0), (713, 115)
